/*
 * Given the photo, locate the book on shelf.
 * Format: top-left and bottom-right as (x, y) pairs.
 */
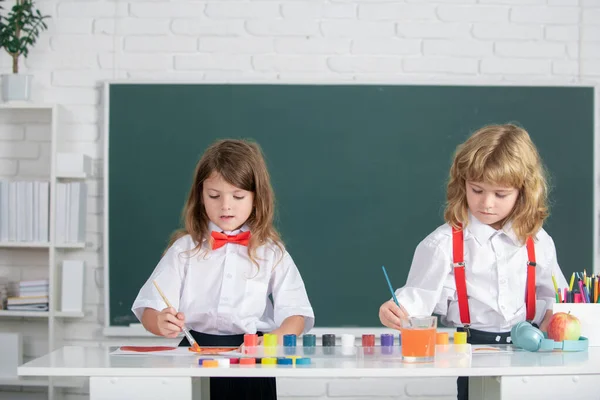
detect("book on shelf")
(16, 286), (49, 297)
(7, 295), (49, 306)
(6, 303), (49, 311)
(19, 279), (49, 287)
(56, 181), (87, 244)
(61, 260), (84, 313)
(1, 279), (50, 311)
(8, 279), (49, 298)
(17, 289), (48, 296)
(0, 180), (49, 243)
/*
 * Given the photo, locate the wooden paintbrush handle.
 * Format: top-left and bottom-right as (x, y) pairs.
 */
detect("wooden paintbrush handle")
(152, 280), (173, 309)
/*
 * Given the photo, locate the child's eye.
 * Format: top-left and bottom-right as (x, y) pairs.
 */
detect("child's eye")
(234, 196), (245, 200)
(471, 188), (483, 194)
(496, 194), (507, 199)
(208, 195), (219, 199)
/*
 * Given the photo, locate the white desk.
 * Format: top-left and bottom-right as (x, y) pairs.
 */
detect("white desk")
(18, 346), (600, 400)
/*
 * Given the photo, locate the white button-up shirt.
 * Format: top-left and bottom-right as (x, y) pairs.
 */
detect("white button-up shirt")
(132, 222), (315, 335)
(395, 214), (568, 332)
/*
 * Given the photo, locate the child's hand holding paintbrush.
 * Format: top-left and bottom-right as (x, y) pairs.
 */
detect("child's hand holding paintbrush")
(151, 280), (201, 351)
(379, 266), (410, 330)
(155, 306), (186, 339)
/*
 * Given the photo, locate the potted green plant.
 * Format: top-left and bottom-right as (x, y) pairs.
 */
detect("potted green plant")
(0, 0), (49, 101)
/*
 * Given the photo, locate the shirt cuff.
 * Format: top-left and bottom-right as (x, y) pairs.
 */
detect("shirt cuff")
(394, 290), (422, 318)
(533, 298), (552, 325)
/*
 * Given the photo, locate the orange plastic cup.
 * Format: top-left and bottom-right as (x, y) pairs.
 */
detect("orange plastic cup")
(400, 316), (437, 362)
(436, 332), (449, 345)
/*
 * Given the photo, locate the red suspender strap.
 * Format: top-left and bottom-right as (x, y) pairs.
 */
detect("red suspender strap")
(452, 225), (471, 326)
(452, 225), (537, 325)
(525, 236), (536, 322)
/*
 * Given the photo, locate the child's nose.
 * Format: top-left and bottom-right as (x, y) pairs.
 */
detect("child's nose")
(482, 194), (494, 207)
(221, 199), (231, 210)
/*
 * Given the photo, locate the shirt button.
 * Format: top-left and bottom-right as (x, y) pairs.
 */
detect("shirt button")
(500, 305), (506, 310)
(226, 273), (233, 279)
(222, 297), (229, 302)
(499, 279), (506, 284)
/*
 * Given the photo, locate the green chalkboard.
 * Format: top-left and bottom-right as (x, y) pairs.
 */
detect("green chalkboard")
(107, 84), (594, 327)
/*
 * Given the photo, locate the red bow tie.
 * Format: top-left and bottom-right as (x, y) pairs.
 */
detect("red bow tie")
(211, 231), (251, 250)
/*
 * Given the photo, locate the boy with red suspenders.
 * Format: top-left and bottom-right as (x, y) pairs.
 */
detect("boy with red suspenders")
(379, 124), (568, 400)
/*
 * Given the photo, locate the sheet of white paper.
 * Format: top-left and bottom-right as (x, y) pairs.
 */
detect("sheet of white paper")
(470, 345), (515, 354)
(110, 347), (244, 357)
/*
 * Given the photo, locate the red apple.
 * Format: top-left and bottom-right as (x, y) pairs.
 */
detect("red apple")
(547, 312), (581, 342)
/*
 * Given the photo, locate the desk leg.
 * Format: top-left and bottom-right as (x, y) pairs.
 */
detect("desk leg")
(469, 377), (501, 400)
(89, 377), (210, 400)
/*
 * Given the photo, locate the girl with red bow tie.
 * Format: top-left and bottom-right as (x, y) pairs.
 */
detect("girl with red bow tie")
(132, 139), (314, 400)
(378, 124), (568, 400)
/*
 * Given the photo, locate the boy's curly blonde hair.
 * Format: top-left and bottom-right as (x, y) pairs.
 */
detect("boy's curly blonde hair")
(444, 124), (549, 243)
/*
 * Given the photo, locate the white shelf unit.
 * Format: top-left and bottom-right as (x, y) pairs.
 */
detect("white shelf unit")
(0, 104), (87, 398)
(0, 377), (84, 388)
(0, 310), (85, 318)
(0, 242), (51, 248)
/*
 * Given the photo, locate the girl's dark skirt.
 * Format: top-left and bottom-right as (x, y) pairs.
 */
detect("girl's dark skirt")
(179, 331), (277, 400)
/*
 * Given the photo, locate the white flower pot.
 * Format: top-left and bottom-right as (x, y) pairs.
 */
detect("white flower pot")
(1, 74), (33, 102)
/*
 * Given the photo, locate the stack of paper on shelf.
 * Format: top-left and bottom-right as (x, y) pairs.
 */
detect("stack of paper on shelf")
(7, 279), (49, 311)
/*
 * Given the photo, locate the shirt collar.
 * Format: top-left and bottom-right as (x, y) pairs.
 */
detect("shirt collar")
(500, 219), (520, 246)
(500, 219), (539, 246)
(465, 212), (497, 245)
(208, 221), (250, 236)
(465, 212), (532, 246)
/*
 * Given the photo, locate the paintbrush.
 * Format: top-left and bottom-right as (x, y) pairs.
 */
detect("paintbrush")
(152, 280), (201, 351)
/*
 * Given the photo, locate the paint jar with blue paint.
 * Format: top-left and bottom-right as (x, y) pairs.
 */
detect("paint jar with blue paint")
(283, 334), (297, 355)
(303, 334), (316, 355)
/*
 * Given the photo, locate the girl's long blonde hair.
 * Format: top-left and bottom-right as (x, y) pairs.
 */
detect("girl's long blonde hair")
(444, 124), (549, 243)
(167, 139), (283, 265)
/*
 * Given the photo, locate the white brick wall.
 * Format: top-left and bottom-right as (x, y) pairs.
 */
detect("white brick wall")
(0, 0), (598, 399)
